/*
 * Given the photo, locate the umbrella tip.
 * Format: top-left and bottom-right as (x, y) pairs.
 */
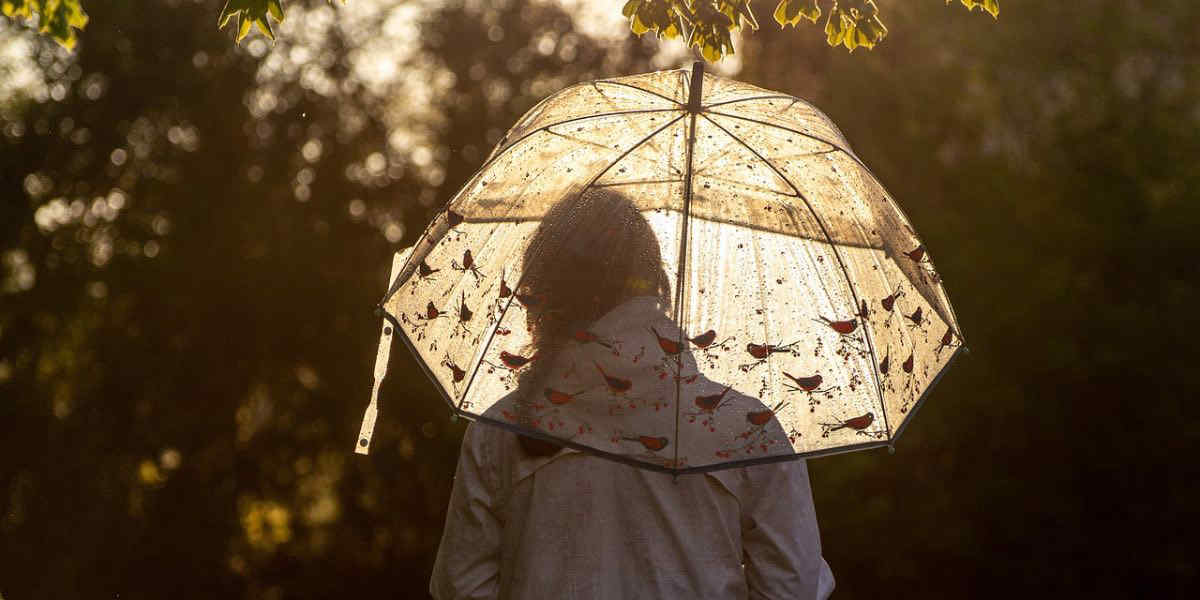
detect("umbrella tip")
(687, 62), (704, 113)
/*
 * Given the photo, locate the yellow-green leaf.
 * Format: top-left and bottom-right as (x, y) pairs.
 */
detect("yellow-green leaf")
(219, 0), (286, 44)
(953, 0), (1000, 19)
(2, 0), (90, 50)
(774, 0), (819, 27)
(622, 0), (640, 19)
(631, 13), (650, 35)
(268, 0), (284, 23)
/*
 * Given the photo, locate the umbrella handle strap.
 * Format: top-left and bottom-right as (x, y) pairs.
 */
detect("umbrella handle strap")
(356, 249), (410, 455)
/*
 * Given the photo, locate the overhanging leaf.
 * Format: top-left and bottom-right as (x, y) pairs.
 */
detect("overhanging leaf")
(2, 0), (90, 49)
(773, 0), (820, 28)
(952, 0), (1000, 19)
(219, 0), (286, 43)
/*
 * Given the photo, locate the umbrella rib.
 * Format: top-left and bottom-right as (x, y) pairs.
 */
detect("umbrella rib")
(701, 114), (890, 432)
(671, 111), (700, 473)
(705, 110), (854, 158)
(594, 80), (685, 106)
(703, 94), (800, 109)
(464, 410), (896, 476)
(450, 212), (883, 251)
(455, 114), (687, 413)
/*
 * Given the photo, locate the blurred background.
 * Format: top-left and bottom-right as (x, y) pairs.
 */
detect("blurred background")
(1, 0), (1195, 597)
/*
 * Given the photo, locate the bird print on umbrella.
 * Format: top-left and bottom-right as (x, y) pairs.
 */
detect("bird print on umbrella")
(686, 385), (734, 432)
(686, 328), (734, 359)
(814, 313), (869, 357)
(453, 292), (475, 337)
(405, 300), (446, 340)
(903, 305), (926, 330)
(714, 400), (791, 459)
(899, 347), (918, 413)
(480, 349), (539, 388)
(410, 259), (440, 294)
(451, 248), (483, 282)
(594, 361), (633, 395)
(935, 327), (959, 357)
(441, 355), (468, 394)
(782, 372), (835, 411)
(905, 244), (944, 285)
(739, 340), (800, 372)
(820, 412), (877, 438)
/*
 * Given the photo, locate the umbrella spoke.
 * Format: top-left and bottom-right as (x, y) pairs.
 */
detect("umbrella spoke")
(593, 80), (686, 107)
(703, 94), (801, 110)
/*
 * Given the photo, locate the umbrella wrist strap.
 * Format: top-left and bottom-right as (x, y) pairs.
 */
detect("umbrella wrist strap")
(356, 250), (408, 455)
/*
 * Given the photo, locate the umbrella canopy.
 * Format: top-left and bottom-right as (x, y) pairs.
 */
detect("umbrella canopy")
(359, 63), (964, 474)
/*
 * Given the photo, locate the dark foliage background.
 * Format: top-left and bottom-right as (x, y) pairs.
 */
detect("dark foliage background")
(1, 1), (1195, 597)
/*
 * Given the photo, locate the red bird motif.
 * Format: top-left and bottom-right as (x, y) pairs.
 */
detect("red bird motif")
(442, 359), (466, 383)
(594, 361), (632, 393)
(422, 301), (445, 320)
(498, 277), (512, 298)
(879, 348), (890, 375)
(815, 316), (858, 334)
(745, 342), (793, 359)
(458, 292), (472, 322)
(881, 286), (903, 312)
(500, 351), (537, 370)
(453, 249), (482, 279)
(902, 351), (914, 374)
(623, 435), (669, 452)
(825, 412), (874, 432)
(446, 209), (464, 227)
(688, 329), (717, 348)
(649, 326), (681, 355)
(936, 327), (957, 355)
(905, 245), (926, 262)
(543, 387), (584, 406)
(418, 260), (439, 279)
(782, 372), (824, 392)
(745, 401), (787, 427)
(746, 410), (773, 426)
(905, 306), (924, 327)
(694, 386), (733, 412)
(855, 299), (870, 319)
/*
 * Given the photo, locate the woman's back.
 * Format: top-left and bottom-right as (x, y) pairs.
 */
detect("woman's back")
(430, 422), (835, 600)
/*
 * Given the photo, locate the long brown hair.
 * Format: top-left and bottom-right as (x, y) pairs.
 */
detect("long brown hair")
(514, 188), (671, 456)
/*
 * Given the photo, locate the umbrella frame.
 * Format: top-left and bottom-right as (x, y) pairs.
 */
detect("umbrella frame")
(369, 62), (967, 474)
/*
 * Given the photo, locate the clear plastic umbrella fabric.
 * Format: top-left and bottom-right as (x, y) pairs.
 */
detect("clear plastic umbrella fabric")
(373, 65), (964, 474)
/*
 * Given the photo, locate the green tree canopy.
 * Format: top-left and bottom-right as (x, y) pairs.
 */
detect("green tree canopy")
(4, 0), (999, 55)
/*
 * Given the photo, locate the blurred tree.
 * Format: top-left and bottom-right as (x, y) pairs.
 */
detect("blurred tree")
(6, 0), (1000, 58)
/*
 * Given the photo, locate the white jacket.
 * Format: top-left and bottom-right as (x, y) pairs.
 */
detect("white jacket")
(429, 421), (835, 600)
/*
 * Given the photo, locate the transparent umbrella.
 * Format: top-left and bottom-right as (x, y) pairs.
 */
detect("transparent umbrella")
(356, 63), (965, 474)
